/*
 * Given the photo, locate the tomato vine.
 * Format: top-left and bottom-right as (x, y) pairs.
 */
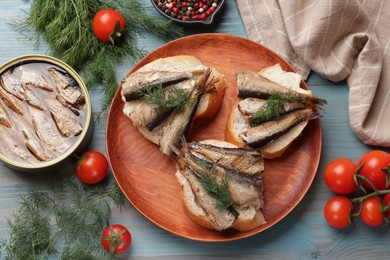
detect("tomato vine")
(323, 150), (390, 228)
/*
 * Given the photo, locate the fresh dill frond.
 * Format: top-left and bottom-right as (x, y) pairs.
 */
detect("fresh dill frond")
(142, 84), (190, 111)
(197, 159), (233, 212)
(4, 190), (56, 259)
(13, 0), (183, 114)
(249, 93), (302, 126)
(0, 176), (126, 259)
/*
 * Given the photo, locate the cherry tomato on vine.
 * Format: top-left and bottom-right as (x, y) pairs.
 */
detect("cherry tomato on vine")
(102, 224), (132, 255)
(324, 158), (357, 194)
(357, 150), (390, 191)
(359, 196), (384, 227)
(93, 9), (125, 44)
(76, 150), (108, 184)
(324, 196), (352, 229)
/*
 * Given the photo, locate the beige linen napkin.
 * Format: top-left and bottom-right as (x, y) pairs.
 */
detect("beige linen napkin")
(237, 0), (390, 146)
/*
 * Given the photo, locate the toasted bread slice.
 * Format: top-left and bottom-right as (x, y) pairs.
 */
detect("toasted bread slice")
(195, 69), (226, 119)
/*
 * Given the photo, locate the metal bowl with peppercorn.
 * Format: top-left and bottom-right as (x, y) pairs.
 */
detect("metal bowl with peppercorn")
(152, 0), (225, 25)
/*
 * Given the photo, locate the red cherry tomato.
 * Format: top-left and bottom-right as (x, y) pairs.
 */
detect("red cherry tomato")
(102, 224), (132, 255)
(92, 9), (125, 43)
(357, 150), (390, 190)
(324, 196), (352, 229)
(324, 158), (357, 194)
(359, 196), (384, 227)
(76, 150), (108, 184)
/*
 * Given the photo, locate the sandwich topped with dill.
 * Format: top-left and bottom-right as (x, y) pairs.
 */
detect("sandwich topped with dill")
(120, 55), (226, 156)
(226, 64), (326, 158)
(172, 138), (266, 232)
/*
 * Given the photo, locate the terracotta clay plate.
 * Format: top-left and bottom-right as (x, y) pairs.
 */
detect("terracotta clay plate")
(106, 33), (322, 242)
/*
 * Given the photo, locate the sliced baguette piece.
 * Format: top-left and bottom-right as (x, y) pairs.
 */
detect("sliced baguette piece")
(137, 55), (206, 75)
(175, 139), (265, 231)
(195, 69), (226, 119)
(257, 120), (309, 158)
(225, 101), (311, 159)
(258, 63), (311, 96)
(225, 102), (247, 148)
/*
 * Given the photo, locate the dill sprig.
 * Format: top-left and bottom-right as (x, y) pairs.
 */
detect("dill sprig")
(249, 93), (302, 126)
(141, 84), (190, 111)
(0, 176), (126, 260)
(13, 0), (183, 114)
(197, 160), (233, 212)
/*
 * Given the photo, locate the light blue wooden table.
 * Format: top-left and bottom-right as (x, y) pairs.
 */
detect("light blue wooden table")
(0, 1), (389, 259)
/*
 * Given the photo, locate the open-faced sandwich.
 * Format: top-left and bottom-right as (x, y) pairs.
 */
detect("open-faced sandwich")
(172, 139), (265, 231)
(121, 55), (226, 156)
(226, 64), (326, 158)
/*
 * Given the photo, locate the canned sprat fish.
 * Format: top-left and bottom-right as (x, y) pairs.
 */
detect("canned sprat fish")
(0, 55), (93, 173)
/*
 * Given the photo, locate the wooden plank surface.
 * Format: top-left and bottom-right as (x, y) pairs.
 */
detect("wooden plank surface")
(0, 1), (389, 259)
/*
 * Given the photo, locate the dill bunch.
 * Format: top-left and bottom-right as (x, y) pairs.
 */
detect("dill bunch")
(198, 160), (233, 212)
(249, 93), (302, 126)
(142, 84), (190, 111)
(0, 176), (126, 260)
(13, 0), (183, 114)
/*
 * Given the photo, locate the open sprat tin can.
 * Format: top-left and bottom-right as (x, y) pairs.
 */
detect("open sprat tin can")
(0, 54), (94, 173)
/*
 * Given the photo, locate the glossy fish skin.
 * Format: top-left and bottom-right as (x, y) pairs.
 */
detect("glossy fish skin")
(29, 107), (71, 154)
(48, 67), (85, 106)
(183, 150), (262, 187)
(186, 141), (264, 176)
(0, 83), (24, 115)
(46, 99), (83, 137)
(240, 109), (316, 148)
(135, 101), (172, 131)
(16, 66), (54, 92)
(159, 69), (211, 156)
(121, 70), (193, 102)
(237, 98), (267, 115)
(238, 97), (305, 117)
(236, 70), (326, 105)
(139, 78), (201, 131)
(0, 102), (11, 128)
